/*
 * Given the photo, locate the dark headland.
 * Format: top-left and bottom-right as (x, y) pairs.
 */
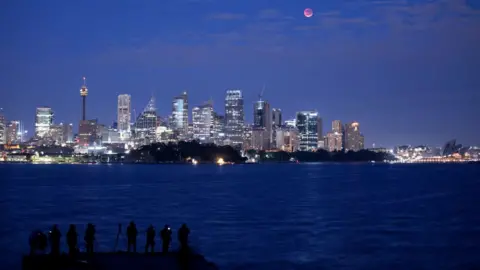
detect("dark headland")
(22, 250), (219, 270)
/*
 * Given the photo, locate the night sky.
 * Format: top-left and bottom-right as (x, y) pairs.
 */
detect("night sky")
(1, 0), (479, 148)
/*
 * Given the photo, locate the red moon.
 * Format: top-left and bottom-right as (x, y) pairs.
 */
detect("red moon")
(304, 8), (313, 18)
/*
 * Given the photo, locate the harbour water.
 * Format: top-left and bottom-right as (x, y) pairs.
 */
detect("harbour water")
(1, 163), (479, 269)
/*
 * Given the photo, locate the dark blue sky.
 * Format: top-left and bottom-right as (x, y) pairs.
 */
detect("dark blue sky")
(1, 0), (479, 148)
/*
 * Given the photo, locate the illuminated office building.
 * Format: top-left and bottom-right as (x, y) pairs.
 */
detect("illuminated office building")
(171, 92), (188, 139)
(192, 103), (214, 143)
(344, 121), (364, 151)
(253, 99), (272, 149)
(117, 94), (131, 139)
(225, 90), (244, 147)
(134, 96), (157, 145)
(296, 111), (322, 151)
(35, 107), (54, 138)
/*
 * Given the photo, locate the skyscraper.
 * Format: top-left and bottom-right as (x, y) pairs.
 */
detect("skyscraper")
(225, 90), (244, 147)
(272, 108), (282, 126)
(296, 111), (322, 151)
(253, 100), (272, 149)
(0, 113), (5, 145)
(80, 77), (88, 121)
(325, 120), (344, 151)
(332, 120), (342, 133)
(213, 112), (225, 145)
(6, 121), (20, 144)
(272, 108), (282, 148)
(134, 96), (157, 145)
(325, 131), (343, 151)
(192, 103), (214, 143)
(117, 94), (131, 139)
(172, 92), (188, 139)
(344, 121), (364, 151)
(35, 107), (54, 138)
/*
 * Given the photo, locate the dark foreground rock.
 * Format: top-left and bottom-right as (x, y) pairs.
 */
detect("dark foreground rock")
(22, 250), (219, 270)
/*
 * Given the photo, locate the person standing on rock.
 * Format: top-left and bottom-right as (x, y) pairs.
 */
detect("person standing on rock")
(127, 221), (138, 252)
(160, 225), (172, 253)
(66, 224), (78, 256)
(145, 225), (155, 253)
(84, 223), (96, 254)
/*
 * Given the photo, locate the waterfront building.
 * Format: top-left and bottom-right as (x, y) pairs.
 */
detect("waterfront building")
(134, 96), (157, 145)
(35, 107), (54, 138)
(213, 113), (225, 146)
(117, 94), (131, 140)
(6, 120), (21, 144)
(155, 126), (175, 143)
(192, 103), (214, 143)
(78, 119), (100, 146)
(171, 92), (188, 140)
(242, 124), (252, 150)
(225, 89), (244, 147)
(344, 121), (364, 151)
(325, 131), (343, 151)
(275, 126), (299, 152)
(251, 127), (269, 150)
(296, 111), (322, 151)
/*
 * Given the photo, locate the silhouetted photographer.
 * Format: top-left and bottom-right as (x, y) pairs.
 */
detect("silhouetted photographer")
(160, 225), (172, 253)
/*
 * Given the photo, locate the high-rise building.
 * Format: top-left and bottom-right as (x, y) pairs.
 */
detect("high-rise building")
(6, 120), (20, 144)
(172, 92), (189, 139)
(253, 100), (272, 149)
(225, 90), (244, 147)
(63, 123), (73, 143)
(276, 126), (299, 152)
(117, 94), (131, 139)
(296, 111), (322, 151)
(251, 127), (269, 150)
(344, 121), (364, 151)
(192, 103), (214, 143)
(272, 108), (282, 148)
(325, 131), (343, 151)
(213, 113), (225, 146)
(78, 119), (100, 146)
(35, 107), (54, 138)
(0, 113), (5, 145)
(332, 120), (342, 133)
(272, 109), (282, 126)
(134, 96), (157, 145)
(48, 124), (64, 145)
(80, 77), (88, 121)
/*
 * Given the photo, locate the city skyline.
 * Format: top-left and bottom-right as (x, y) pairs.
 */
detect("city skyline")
(1, 0), (479, 147)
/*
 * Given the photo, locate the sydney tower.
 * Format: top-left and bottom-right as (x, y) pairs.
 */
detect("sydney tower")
(80, 77), (88, 120)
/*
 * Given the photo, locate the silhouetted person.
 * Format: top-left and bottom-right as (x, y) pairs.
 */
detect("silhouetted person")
(145, 225), (155, 253)
(84, 223), (95, 254)
(178, 224), (190, 249)
(114, 223), (122, 251)
(160, 225), (172, 253)
(66, 224), (78, 256)
(29, 230), (47, 255)
(127, 221), (138, 252)
(49, 224), (61, 255)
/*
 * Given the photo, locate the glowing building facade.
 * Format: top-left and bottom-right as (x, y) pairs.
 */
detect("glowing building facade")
(117, 94), (131, 139)
(192, 103), (214, 143)
(35, 107), (54, 138)
(296, 111), (322, 151)
(134, 96), (157, 145)
(171, 92), (188, 139)
(344, 121), (364, 151)
(225, 90), (244, 147)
